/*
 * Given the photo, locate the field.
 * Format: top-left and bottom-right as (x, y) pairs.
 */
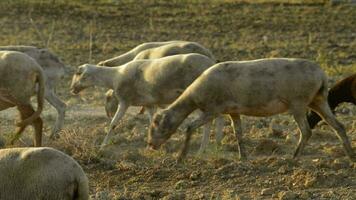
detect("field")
(0, 0), (355, 199)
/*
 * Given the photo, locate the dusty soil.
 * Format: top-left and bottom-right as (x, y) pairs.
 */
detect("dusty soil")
(0, 0), (355, 199)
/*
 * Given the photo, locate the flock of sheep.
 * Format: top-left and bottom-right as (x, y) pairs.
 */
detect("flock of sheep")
(0, 40), (355, 199)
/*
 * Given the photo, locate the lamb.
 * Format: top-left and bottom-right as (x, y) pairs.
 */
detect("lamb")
(307, 73), (356, 128)
(0, 147), (89, 200)
(0, 51), (45, 147)
(148, 58), (355, 162)
(0, 46), (67, 137)
(98, 41), (216, 118)
(71, 53), (224, 150)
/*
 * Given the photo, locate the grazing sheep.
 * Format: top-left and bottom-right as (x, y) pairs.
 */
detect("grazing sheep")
(0, 147), (89, 200)
(0, 51), (45, 146)
(99, 41), (216, 118)
(0, 46), (67, 137)
(148, 58), (355, 162)
(71, 53), (224, 150)
(308, 73), (356, 128)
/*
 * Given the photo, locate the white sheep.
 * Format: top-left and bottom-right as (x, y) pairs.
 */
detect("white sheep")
(148, 58), (355, 162)
(71, 53), (224, 150)
(0, 51), (45, 146)
(99, 41), (216, 118)
(0, 147), (89, 200)
(0, 46), (67, 137)
(97, 40), (215, 67)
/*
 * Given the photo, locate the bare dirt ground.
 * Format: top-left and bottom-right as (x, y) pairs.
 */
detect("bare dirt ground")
(0, 0), (355, 199)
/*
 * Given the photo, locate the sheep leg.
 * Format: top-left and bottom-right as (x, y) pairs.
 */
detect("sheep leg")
(138, 106), (145, 115)
(177, 112), (215, 162)
(198, 121), (212, 153)
(11, 105), (42, 147)
(230, 114), (246, 160)
(290, 107), (312, 159)
(100, 102), (128, 149)
(9, 126), (26, 145)
(146, 106), (157, 123)
(32, 116), (43, 147)
(310, 101), (355, 161)
(214, 115), (225, 145)
(45, 89), (66, 138)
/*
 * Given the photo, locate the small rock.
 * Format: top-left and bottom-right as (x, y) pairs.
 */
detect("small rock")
(278, 191), (297, 200)
(175, 180), (189, 190)
(261, 188), (274, 195)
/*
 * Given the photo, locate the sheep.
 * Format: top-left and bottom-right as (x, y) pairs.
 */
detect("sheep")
(0, 46), (67, 137)
(71, 53), (224, 150)
(308, 73), (356, 128)
(0, 51), (45, 147)
(132, 41), (216, 61)
(99, 41), (216, 118)
(148, 58), (355, 162)
(97, 40), (215, 67)
(0, 147), (89, 200)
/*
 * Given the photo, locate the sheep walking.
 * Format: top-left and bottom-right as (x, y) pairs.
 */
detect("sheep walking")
(71, 53), (224, 150)
(307, 73), (356, 128)
(0, 147), (89, 200)
(99, 41), (216, 118)
(0, 51), (45, 146)
(148, 58), (355, 162)
(0, 46), (67, 137)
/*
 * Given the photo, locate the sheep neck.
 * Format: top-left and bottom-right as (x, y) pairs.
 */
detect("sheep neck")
(108, 52), (135, 66)
(166, 95), (197, 129)
(92, 66), (119, 89)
